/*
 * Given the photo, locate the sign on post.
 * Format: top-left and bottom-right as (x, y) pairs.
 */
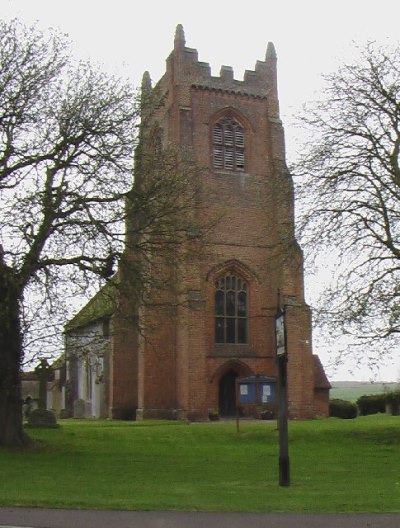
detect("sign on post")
(275, 305), (286, 356)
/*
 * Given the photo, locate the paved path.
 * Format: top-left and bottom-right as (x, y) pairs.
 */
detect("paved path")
(1, 508), (400, 528)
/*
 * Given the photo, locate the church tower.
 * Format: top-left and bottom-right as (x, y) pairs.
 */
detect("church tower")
(109, 26), (330, 420)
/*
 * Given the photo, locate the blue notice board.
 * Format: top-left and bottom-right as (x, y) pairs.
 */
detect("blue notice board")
(237, 376), (277, 405)
(238, 383), (257, 404)
(260, 383), (275, 403)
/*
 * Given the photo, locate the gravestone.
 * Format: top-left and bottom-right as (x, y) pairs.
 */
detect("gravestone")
(27, 359), (58, 428)
(34, 359), (51, 409)
(27, 408), (58, 428)
(73, 398), (86, 418)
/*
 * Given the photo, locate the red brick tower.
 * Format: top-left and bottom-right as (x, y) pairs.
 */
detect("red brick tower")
(110, 25), (330, 420)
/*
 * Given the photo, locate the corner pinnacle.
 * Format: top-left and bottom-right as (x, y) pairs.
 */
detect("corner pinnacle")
(141, 71), (152, 91)
(266, 41), (277, 60)
(174, 24), (186, 46)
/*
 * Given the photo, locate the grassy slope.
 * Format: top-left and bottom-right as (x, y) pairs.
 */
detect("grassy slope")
(0, 416), (399, 512)
(330, 382), (399, 402)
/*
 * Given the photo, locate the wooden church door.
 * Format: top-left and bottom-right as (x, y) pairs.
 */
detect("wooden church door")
(219, 370), (238, 417)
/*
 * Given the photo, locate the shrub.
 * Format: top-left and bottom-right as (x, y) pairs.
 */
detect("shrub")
(208, 409), (219, 421)
(261, 410), (274, 420)
(385, 391), (400, 415)
(356, 394), (386, 416)
(329, 399), (358, 419)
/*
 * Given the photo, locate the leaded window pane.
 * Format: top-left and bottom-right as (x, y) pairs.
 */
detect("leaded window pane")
(226, 291), (235, 316)
(226, 318), (235, 343)
(215, 290), (224, 316)
(214, 273), (248, 344)
(215, 318), (224, 343)
(237, 291), (247, 317)
(238, 318), (247, 343)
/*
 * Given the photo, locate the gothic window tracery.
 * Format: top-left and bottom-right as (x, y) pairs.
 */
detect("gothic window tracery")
(213, 116), (245, 171)
(215, 273), (247, 343)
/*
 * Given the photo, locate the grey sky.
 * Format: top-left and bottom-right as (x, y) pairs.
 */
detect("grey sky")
(3, 0), (400, 380)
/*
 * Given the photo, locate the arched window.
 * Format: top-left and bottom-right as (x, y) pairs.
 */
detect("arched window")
(213, 116), (245, 171)
(215, 273), (247, 343)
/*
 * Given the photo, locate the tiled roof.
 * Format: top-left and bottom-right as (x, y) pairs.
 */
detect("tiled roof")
(313, 355), (331, 389)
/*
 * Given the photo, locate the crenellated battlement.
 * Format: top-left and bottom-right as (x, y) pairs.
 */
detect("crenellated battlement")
(150, 25), (278, 103)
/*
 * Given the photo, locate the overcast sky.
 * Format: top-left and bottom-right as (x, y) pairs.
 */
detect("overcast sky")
(3, 0), (400, 381)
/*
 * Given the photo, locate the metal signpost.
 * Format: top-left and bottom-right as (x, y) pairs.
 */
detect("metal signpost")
(275, 301), (290, 487)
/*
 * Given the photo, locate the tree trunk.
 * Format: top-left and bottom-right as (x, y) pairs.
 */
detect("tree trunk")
(0, 259), (31, 447)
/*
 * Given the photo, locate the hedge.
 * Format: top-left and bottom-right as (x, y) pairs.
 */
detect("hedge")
(385, 390), (400, 415)
(329, 398), (358, 419)
(356, 394), (386, 416)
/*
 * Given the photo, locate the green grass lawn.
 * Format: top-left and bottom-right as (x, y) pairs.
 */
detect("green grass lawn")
(0, 415), (399, 512)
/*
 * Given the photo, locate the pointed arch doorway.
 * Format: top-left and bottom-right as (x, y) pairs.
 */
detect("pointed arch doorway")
(219, 370), (238, 417)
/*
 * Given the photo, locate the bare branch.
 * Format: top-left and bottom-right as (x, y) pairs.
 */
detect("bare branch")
(293, 41), (400, 354)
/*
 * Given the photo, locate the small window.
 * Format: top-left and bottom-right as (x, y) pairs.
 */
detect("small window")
(212, 116), (245, 172)
(214, 273), (247, 344)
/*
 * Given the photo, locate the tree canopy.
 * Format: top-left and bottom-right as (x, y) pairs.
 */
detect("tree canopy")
(0, 19), (202, 445)
(294, 42), (400, 367)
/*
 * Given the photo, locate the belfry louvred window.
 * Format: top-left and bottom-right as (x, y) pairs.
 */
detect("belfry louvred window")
(215, 273), (247, 344)
(213, 117), (245, 171)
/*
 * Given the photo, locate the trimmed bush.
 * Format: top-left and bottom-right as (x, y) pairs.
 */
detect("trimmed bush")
(356, 394), (386, 416)
(261, 410), (274, 420)
(208, 409), (219, 421)
(385, 391), (400, 415)
(329, 398), (358, 419)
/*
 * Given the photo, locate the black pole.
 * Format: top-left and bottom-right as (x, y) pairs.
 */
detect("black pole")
(275, 292), (290, 487)
(277, 353), (290, 486)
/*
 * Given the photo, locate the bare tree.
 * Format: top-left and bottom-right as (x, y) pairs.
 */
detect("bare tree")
(294, 42), (400, 368)
(0, 20), (202, 446)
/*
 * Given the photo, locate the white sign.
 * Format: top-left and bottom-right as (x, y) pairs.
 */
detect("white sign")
(262, 385), (271, 403)
(240, 384), (248, 396)
(275, 311), (286, 356)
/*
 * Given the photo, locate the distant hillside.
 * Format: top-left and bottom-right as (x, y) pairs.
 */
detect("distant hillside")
(330, 381), (400, 402)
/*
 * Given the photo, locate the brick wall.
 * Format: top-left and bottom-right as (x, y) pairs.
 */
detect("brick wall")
(110, 26), (329, 420)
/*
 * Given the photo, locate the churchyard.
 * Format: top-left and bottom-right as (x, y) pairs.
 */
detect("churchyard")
(0, 415), (399, 512)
